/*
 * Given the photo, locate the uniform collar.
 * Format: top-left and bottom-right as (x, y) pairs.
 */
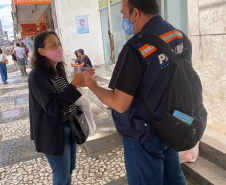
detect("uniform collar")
(139, 15), (163, 33)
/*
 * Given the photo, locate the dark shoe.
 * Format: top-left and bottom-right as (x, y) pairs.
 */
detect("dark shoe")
(2, 82), (7, 84)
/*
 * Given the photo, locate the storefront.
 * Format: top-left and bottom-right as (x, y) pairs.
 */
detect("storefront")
(12, 0), (53, 42)
(99, 0), (188, 64)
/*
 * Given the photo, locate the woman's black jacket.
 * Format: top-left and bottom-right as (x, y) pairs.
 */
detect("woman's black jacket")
(28, 68), (81, 155)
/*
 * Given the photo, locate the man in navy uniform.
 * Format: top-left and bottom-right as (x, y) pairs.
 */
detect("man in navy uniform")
(83, 0), (187, 184)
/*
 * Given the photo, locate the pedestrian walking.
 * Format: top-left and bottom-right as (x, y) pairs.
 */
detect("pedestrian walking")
(0, 48), (8, 84)
(83, 0), (188, 184)
(11, 46), (18, 69)
(28, 31), (95, 185)
(24, 45), (29, 65)
(13, 43), (27, 76)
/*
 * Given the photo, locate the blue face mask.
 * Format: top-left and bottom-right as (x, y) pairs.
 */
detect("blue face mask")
(122, 17), (134, 35)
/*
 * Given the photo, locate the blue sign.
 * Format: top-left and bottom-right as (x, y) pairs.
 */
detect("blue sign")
(76, 16), (89, 34)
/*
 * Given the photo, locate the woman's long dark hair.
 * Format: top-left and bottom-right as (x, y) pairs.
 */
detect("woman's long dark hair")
(31, 31), (65, 78)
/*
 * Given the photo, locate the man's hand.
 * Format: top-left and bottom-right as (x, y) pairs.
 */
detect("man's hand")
(83, 69), (97, 89)
(83, 70), (133, 113)
(71, 67), (95, 88)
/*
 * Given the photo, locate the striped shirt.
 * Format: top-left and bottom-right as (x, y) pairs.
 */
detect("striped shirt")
(53, 75), (77, 121)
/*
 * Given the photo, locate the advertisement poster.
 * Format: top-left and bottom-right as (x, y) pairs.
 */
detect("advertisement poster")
(76, 16), (89, 34)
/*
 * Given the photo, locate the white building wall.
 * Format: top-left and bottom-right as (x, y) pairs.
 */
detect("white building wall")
(188, 0), (226, 133)
(53, 0), (105, 73)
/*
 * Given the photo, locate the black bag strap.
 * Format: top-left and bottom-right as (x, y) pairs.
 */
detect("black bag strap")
(137, 92), (157, 123)
(126, 31), (190, 66)
(126, 31), (190, 123)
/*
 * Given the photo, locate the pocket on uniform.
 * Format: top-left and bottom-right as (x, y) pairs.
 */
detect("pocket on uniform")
(133, 118), (149, 131)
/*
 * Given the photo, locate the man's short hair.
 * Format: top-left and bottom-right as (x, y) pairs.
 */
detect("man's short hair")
(78, 49), (84, 55)
(16, 43), (20, 46)
(127, 0), (159, 15)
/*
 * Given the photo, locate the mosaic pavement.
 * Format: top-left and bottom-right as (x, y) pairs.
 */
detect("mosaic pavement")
(0, 57), (127, 185)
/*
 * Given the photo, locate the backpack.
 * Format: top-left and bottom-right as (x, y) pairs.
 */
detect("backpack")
(127, 32), (207, 152)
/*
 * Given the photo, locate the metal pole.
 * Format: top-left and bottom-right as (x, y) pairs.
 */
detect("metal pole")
(107, 0), (115, 64)
(107, 0), (113, 33)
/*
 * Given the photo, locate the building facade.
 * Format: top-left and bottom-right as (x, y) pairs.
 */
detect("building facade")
(11, 0), (226, 133)
(51, 0), (105, 73)
(187, 1), (226, 134)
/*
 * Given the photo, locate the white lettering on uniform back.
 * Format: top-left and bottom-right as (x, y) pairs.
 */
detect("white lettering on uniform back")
(158, 44), (183, 67)
(158, 54), (165, 64)
(175, 43), (183, 55)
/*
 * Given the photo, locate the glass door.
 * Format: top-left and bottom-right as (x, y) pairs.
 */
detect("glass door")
(164, 0), (188, 34)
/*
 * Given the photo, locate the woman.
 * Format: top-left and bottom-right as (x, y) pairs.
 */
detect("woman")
(71, 50), (81, 73)
(29, 31), (94, 185)
(11, 46), (18, 68)
(0, 48), (8, 84)
(24, 45), (29, 65)
(71, 49), (92, 72)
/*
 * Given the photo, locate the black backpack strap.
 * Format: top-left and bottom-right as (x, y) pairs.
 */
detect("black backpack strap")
(137, 92), (157, 123)
(127, 31), (190, 124)
(126, 33), (179, 65)
(126, 31), (190, 66)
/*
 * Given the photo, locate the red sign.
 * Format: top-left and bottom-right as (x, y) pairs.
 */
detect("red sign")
(14, 0), (51, 5)
(21, 24), (38, 36)
(39, 23), (46, 33)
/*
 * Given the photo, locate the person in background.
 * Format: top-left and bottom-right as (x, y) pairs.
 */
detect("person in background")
(24, 45), (29, 65)
(71, 49), (92, 72)
(13, 43), (27, 76)
(11, 46), (18, 69)
(71, 50), (81, 74)
(2, 46), (7, 55)
(0, 48), (8, 84)
(29, 31), (95, 185)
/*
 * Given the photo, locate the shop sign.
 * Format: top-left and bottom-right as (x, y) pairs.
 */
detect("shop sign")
(14, 0), (51, 5)
(39, 23), (46, 33)
(21, 24), (38, 36)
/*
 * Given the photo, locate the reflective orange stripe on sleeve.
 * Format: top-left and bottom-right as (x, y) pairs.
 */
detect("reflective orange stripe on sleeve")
(139, 30), (183, 58)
